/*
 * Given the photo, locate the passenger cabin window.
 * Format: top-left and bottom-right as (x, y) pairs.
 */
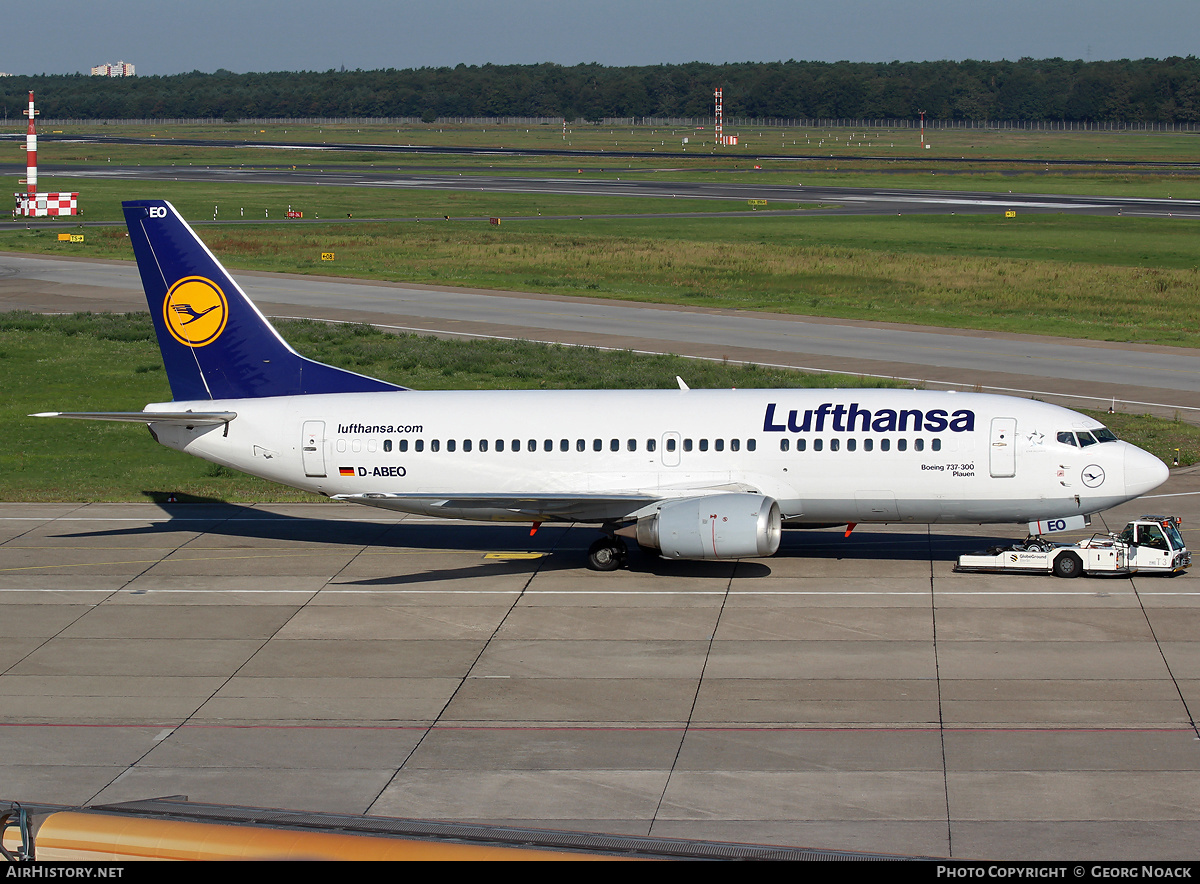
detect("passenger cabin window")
(897, 439), (907, 452)
(593, 439), (603, 452)
(931, 439), (942, 451)
(747, 439), (756, 451)
(415, 440), (424, 452)
(610, 439), (619, 452)
(447, 439), (456, 452)
(431, 440), (441, 452)
(830, 438), (840, 452)
(383, 440), (392, 452)
(560, 439), (569, 452)
(683, 439), (693, 452)
(847, 439), (856, 452)
(646, 439), (656, 452)
(666, 438), (677, 452)
(715, 439), (724, 452)
(700, 439), (709, 452)
(796, 439), (806, 452)
(399, 440), (408, 453)
(813, 439), (823, 452)
(731, 439), (740, 452)
(628, 439), (637, 451)
(463, 440), (472, 452)
(864, 439), (873, 452)
(780, 439), (790, 452)
(577, 439), (586, 452)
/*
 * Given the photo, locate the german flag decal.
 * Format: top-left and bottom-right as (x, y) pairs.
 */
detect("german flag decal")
(339, 466), (355, 477)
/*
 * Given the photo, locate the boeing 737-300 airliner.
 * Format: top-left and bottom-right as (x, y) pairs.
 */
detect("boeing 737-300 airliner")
(36, 200), (1169, 570)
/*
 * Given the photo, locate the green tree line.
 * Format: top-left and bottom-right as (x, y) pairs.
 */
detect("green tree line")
(4, 58), (1200, 123)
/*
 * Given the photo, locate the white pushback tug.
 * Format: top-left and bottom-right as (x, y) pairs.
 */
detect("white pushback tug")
(954, 515), (1191, 578)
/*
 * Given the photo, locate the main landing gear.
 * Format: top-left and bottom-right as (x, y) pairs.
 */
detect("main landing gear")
(587, 535), (628, 571)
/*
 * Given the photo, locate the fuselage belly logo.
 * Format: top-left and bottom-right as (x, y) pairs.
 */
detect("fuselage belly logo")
(163, 276), (228, 347)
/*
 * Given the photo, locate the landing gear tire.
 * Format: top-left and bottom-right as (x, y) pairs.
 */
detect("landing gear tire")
(587, 537), (627, 571)
(1052, 552), (1083, 578)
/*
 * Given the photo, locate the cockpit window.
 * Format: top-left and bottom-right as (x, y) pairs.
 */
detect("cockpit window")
(1076, 431), (1098, 447)
(1093, 427), (1119, 443)
(1057, 432), (1077, 446)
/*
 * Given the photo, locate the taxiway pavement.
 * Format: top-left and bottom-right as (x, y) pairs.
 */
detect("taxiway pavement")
(1, 473), (1198, 859)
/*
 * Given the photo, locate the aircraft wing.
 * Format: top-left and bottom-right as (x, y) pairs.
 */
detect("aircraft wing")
(32, 411), (237, 425)
(333, 491), (661, 523)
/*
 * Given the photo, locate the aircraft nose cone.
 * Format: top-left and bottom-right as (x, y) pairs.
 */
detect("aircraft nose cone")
(1125, 445), (1169, 497)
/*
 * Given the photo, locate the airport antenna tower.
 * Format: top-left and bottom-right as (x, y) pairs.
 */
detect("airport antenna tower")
(714, 87), (738, 147)
(715, 86), (723, 144)
(13, 92), (78, 218)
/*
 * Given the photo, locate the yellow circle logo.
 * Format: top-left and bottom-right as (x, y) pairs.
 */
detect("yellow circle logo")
(163, 277), (228, 347)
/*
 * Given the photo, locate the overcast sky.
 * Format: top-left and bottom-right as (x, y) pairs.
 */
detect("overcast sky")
(5, 1), (1197, 76)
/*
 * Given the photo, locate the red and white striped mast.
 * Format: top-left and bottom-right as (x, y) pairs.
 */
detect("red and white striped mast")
(24, 91), (38, 196)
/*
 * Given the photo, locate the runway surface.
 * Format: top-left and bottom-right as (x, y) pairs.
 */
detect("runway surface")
(3, 251), (1199, 418)
(1, 475), (1198, 858)
(26, 164), (1200, 220)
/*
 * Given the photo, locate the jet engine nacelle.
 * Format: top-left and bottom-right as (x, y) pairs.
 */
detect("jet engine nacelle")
(626, 493), (782, 560)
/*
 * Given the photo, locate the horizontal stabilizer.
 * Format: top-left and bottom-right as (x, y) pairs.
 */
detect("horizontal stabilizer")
(32, 411), (237, 425)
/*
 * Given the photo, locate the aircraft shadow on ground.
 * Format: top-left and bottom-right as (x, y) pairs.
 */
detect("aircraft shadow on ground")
(51, 495), (1016, 581)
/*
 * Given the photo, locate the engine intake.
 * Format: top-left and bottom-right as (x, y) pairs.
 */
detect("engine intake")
(621, 493), (782, 560)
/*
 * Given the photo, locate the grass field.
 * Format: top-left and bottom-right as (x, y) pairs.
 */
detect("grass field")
(2, 313), (1194, 502)
(7, 118), (1200, 201)
(6, 188), (1199, 347)
(2, 120), (1198, 503)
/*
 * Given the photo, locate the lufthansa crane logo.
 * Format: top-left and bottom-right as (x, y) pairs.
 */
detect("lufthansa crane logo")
(163, 277), (228, 347)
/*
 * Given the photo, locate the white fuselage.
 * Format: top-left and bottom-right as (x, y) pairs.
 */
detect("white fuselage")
(144, 387), (1167, 527)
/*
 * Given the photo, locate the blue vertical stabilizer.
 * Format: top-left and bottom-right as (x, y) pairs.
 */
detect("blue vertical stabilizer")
(123, 199), (405, 401)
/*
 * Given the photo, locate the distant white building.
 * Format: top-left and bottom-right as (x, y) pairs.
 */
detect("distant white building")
(91, 61), (135, 77)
